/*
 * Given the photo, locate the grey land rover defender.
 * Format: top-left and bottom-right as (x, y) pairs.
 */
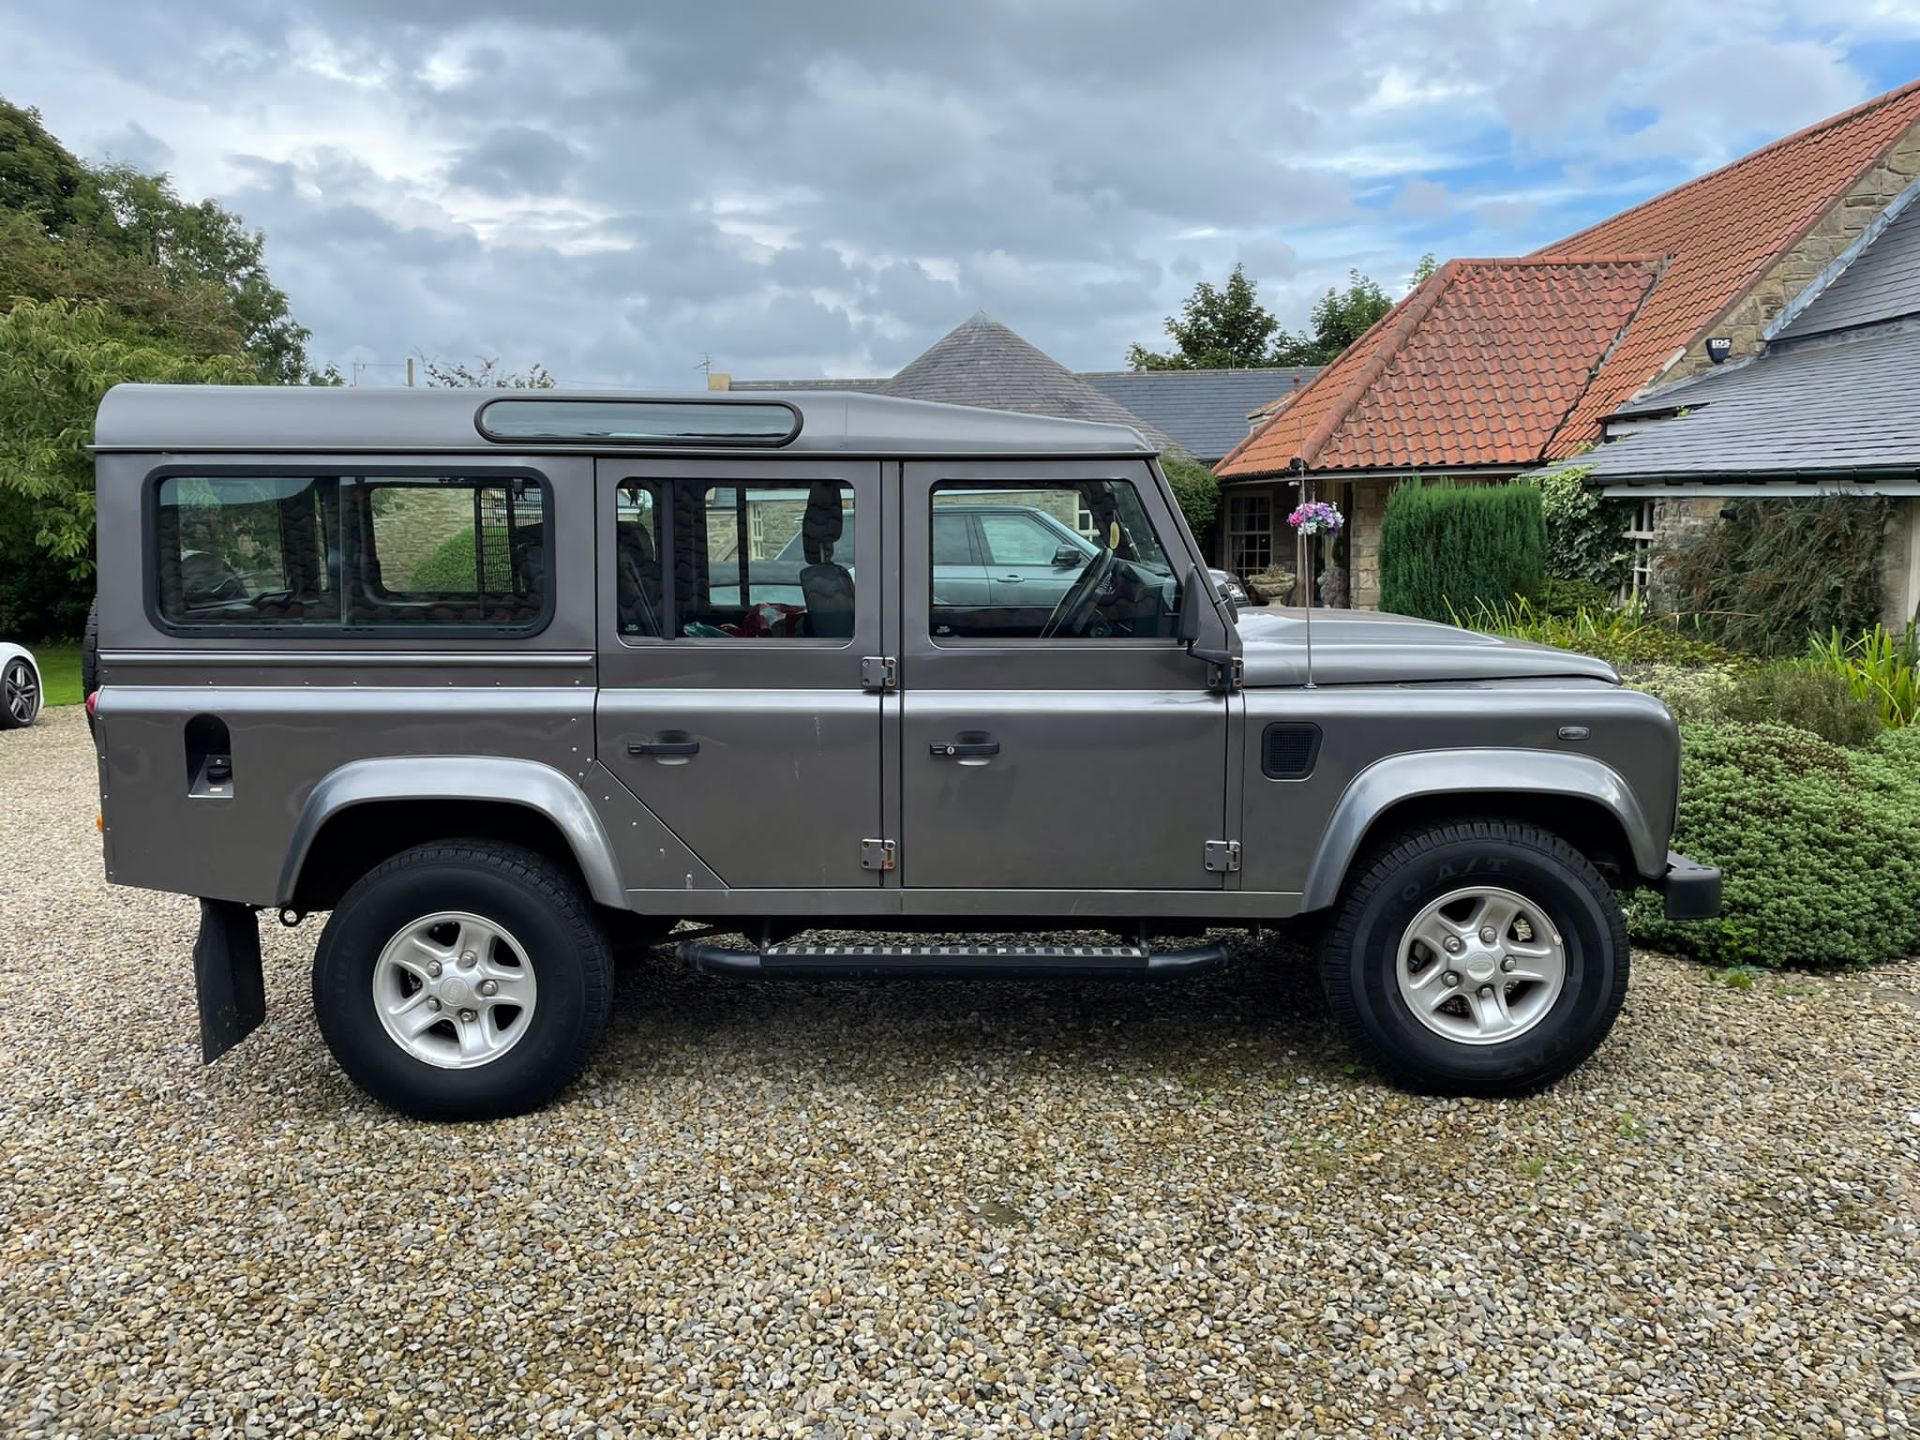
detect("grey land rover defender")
(89, 384), (1720, 1119)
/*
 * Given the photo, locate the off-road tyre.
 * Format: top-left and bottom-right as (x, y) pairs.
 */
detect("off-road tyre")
(1319, 819), (1630, 1097)
(313, 841), (613, 1121)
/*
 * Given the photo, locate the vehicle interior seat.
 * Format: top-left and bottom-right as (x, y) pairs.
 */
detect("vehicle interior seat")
(616, 522), (664, 637)
(797, 482), (855, 638)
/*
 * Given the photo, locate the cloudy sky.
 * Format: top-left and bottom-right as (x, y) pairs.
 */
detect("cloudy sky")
(4, 2), (1919, 387)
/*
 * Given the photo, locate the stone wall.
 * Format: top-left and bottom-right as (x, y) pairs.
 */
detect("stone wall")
(1662, 120), (1920, 384)
(1348, 480), (1391, 609)
(1644, 498), (1722, 615)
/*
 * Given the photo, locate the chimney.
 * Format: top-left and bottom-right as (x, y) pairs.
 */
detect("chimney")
(707, 372), (732, 391)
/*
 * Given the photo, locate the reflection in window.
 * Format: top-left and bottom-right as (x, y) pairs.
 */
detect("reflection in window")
(929, 482), (1178, 641)
(614, 480), (855, 641)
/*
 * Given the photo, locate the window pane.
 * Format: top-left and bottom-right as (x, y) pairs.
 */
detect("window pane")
(349, 478), (548, 627)
(931, 512), (974, 564)
(155, 475), (340, 625)
(930, 482), (1177, 641)
(615, 480), (855, 642)
(480, 398), (797, 445)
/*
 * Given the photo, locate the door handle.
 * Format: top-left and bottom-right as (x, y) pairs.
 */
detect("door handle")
(995, 573), (1024, 583)
(930, 740), (1000, 758)
(629, 739), (700, 757)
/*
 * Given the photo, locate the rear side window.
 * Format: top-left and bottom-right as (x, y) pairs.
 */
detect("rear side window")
(614, 479), (854, 642)
(153, 473), (550, 631)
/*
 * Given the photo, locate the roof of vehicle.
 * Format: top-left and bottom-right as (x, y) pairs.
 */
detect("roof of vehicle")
(94, 384), (1157, 457)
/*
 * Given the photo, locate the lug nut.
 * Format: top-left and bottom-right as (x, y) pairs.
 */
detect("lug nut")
(1501, 956), (1517, 972)
(479, 979), (499, 997)
(1443, 936), (1464, 954)
(1479, 926), (1497, 944)
(459, 1008), (478, 1023)
(1479, 984), (1494, 999)
(426, 997), (442, 1013)
(426, 960), (442, 979)
(1443, 971), (1460, 988)
(458, 950), (478, 970)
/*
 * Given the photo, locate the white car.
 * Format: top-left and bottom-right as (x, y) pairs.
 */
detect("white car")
(0, 641), (43, 729)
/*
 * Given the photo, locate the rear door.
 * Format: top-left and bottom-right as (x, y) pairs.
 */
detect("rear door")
(594, 457), (885, 890)
(980, 507), (1088, 615)
(899, 460), (1229, 893)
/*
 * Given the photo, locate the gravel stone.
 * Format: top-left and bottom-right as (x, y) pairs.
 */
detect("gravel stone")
(3, 706), (1918, 1437)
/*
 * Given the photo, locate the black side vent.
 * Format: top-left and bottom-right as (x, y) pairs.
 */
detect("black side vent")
(1262, 722), (1322, 780)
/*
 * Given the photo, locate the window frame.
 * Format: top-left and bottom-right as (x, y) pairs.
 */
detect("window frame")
(143, 462), (557, 640)
(1226, 492), (1274, 576)
(1623, 497), (1659, 602)
(609, 475), (860, 650)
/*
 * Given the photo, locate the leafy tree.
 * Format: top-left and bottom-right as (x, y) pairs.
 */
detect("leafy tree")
(1159, 451), (1219, 544)
(422, 355), (557, 388)
(0, 301), (249, 579)
(0, 99), (107, 234)
(1128, 264), (1279, 371)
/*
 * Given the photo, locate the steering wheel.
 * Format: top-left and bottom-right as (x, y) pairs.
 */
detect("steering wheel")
(1039, 549), (1118, 639)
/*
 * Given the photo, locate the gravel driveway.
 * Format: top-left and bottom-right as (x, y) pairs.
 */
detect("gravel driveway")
(3, 705), (1918, 1438)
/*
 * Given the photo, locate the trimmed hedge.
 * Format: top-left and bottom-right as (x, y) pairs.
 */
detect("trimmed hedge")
(407, 528), (508, 592)
(1379, 480), (1545, 621)
(1626, 722), (1920, 968)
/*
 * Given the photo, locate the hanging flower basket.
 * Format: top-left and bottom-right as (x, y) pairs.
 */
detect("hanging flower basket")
(1287, 500), (1345, 537)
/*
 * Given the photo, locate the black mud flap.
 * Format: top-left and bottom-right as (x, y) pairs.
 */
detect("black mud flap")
(194, 899), (265, 1063)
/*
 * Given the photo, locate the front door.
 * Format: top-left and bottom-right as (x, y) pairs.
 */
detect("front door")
(898, 461), (1229, 893)
(594, 458), (884, 891)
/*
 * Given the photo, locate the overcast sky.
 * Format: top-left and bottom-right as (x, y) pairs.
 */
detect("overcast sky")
(4, 2), (1919, 387)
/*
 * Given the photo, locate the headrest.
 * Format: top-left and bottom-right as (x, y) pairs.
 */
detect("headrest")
(802, 482), (845, 566)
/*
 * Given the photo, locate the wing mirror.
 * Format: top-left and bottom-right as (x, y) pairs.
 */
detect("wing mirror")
(1051, 544), (1084, 568)
(1178, 566), (1204, 646)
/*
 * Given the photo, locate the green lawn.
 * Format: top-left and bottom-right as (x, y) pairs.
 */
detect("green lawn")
(30, 644), (82, 707)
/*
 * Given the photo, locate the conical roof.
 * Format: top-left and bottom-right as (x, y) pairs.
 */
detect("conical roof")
(884, 312), (1179, 450)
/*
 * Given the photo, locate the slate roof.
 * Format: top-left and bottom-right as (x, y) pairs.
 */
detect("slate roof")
(1547, 321), (1920, 484)
(1215, 256), (1665, 478)
(1778, 189), (1920, 339)
(1217, 78), (1920, 482)
(1078, 366), (1319, 461)
(875, 312), (1178, 450)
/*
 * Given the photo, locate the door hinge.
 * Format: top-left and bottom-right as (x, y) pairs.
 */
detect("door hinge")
(1204, 839), (1241, 874)
(861, 655), (898, 691)
(1211, 657), (1244, 693)
(860, 838), (897, 871)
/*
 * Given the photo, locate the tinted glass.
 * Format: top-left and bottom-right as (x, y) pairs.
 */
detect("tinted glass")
(614, 479), (855, 642)
(480, 399), (797, 445)
(154, 474), (549, 630)
(930, 482), (1178, 641)
(931, 512), (975, 564)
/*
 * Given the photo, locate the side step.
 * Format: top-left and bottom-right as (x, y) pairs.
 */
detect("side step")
(678, 938), (1230, 980)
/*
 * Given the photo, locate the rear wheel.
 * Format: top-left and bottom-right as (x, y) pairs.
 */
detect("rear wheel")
(1319, 820), (1629, 1096)
(0, 656), (39, 729)
(313, 842), (613, 1120)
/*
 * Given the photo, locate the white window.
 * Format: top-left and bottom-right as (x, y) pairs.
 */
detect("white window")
(1227, 494), (1273, 575)
(1624, 498), (1658, 601)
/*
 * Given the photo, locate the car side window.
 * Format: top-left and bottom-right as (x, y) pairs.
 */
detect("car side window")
(930, 482), (1180, 642)
(614, 479), (855, 642)
(153, 473), (549, 630)
(931, 512), (976, 564)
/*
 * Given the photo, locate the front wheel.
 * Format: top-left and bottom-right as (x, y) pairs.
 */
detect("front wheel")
(1319, 820), (1629, 1096)
(0, 656), (40, 729)
(313, 842), (613, 1120)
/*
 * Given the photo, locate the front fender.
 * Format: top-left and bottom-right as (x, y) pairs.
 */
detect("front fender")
(277, 756), (626, 908)
(1298, 748), (1662, 912)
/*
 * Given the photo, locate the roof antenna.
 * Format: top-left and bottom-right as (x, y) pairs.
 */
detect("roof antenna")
(1295, 460), (1315, 689)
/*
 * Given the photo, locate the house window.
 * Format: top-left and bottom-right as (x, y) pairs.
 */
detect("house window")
(1624, 498), (1658, 602)
(1227, 494), (1273, 575)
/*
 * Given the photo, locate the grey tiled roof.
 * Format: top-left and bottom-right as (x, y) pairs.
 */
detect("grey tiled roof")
(1079, 366), (1320, 461)
(1779, 193), (1920, 339)
(1552, 319), (1920, 483)
(878, 312), (1178, 450)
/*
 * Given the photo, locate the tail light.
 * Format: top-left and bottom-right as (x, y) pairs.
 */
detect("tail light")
(85, 690), (99, 717)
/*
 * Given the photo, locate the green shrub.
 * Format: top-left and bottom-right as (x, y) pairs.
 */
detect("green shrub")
(1806, 624), (1920, 729)
(408, 528), (510, 592)
(1160, 452), (1219, 547)
(1708, 662), (1884, 747)
(1626, 722), (1920, 968)
(1380, 481), (1547, 621)
(1540, 576), (1617, 618)
(1621, 662), (1742, 723)
(1530, 465), (1634, 592)
(1456, 595), (1733, 669)
(1659, 496), (1890, 656)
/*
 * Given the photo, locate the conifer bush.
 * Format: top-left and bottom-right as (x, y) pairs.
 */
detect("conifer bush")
(1379, 481), (1546, 621)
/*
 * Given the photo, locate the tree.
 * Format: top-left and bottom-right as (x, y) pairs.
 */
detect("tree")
(0, 99), (107, 235)
(421, 355), (557, 388)
(1128, 264), (1279, 371)
(1270, 253), (1437, 366)
(1159, 451), (1220, 545)
(0, 300), (250, 579)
